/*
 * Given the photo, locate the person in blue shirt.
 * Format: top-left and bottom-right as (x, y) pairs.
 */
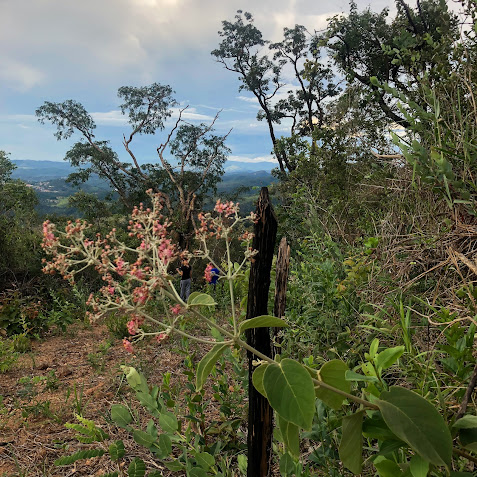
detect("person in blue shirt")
(205, 262), (220, 290)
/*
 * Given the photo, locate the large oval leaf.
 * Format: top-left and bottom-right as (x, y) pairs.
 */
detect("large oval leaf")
(252, 363), (268, 398)
(278, 414), (300, 458)
(339, 410), (364, 475)
(196, 343), (228, 391)
(263, 358), (315, 431)
(111, 404), (133, 429)
(189, 293), (216, 307)
(239, 315), (288, 333)
(377, 387), (452, 468)
(316, 360), (351, 410)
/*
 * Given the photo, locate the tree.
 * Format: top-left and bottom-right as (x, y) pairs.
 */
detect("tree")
(36, 83), (230, 247)
(212, 11), (338, 173)
(0, 150), (16, 185)
(325, 0), (459, 128)
(0, 151), (40, 284)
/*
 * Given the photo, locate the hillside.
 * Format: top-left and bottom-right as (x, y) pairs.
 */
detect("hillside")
(11, 160), (276, 216)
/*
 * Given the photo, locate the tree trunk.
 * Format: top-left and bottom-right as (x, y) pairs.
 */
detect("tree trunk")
(246, 187), (278, 477)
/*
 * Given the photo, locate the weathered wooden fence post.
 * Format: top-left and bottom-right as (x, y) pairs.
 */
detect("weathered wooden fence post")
(273, 237), (290, 352)
(246, 187), (277, 477)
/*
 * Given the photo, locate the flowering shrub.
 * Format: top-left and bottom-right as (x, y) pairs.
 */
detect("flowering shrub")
(42, 190), (257, 353)
(43, 191), (476, 476)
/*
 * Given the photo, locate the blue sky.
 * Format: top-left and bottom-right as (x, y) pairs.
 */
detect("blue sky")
(0, 0), (394, 171)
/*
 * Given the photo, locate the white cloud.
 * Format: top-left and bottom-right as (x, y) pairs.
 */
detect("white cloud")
(170, 107), (214, 121)
(89, 107), (214, 127)
(0, 59), (45, 91)
(237, 96), (258, 104)
(91, 110), (129, 126)
(228, 155), (277, 163)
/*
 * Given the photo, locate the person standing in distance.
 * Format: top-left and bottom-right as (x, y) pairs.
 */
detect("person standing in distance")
(177, 257), (192, 302)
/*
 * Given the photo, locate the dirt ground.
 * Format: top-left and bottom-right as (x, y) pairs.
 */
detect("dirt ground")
(0, 322), (246, 476)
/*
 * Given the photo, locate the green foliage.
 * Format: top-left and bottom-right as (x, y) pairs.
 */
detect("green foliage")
(377, 387), (453, 467)
(213, 11), (338, 173)
(104, 312), (130, 339)
(338, 411), (364, 474)
(0, 338), (19, 373)
(55, 449), (105, 466)
(195, 343), (228, 392)
(263, 359), (315, 431)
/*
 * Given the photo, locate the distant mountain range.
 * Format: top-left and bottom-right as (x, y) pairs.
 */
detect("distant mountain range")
(11, 159), (276, 216)
(12, 159), (277, 182)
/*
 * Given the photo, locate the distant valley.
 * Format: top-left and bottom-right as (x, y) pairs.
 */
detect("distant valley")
(12, 160), (277, 216)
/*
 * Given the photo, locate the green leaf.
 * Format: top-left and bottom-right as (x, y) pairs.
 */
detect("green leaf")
(55, 449), (105, 466)
(196, 343), (228, 391)
(239, 315), (288, 333)
(110, 404), (133, 429)
(121, 366), (149, 394)
(410, 455), (429, 477)
(164, 459), (185, 471)
(108, 440), (125, 461)
(193, 451), (215, 470)
(237, 454), (247, 475)
(375, 346), (405, 371)
(252, 363), (268, 398)
(189, 293), (216, 307)
(187, 291), (202, 304)
(345, 370), (379, 382)
(370, 76), (380, 86)
(159, 411), (178, 433)
(453, 415), (477, 429)
(377, 387), (452, 467)
(370, 338), (379, 358)
(339, 410), (364, 475)
(459, 427), (477, 451)
(263, 358), (315, 430)
(315, 360), (351, 410)
(279, 453), (297, 476)
(133, 429), (157, 449)
(136, 391), (160, 415)
(374, 457), (403, 477)
(362, 413), (396, 440)
(128, 458), (146, 477)
(156, 433), (172, 457)
(188, 468), (208, 477)
(278, 414), (300, 458)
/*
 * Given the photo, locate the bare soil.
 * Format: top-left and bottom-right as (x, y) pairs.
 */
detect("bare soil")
(0, 322), (246, 476)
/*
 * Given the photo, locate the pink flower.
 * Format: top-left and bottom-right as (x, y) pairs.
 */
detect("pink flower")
(154, 332), (168, 343)
(132, 286), (149, 305)
(115, 258), (126, 276)
(204, 264), (213, 283)
(127, 320), (139, 335)
(107, 286), (115, 295)
(170, 304), (182, 315)
(122, 338), (134, 353)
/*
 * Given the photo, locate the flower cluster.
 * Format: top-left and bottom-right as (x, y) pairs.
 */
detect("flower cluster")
(204, 263), (213, 282)
(42, 189), (258, 353)
(127, 315), (145, 336)
(214, 199), (238, 216)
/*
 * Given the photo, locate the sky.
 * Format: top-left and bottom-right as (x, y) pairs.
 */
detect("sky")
(0, 0), (395, 172)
